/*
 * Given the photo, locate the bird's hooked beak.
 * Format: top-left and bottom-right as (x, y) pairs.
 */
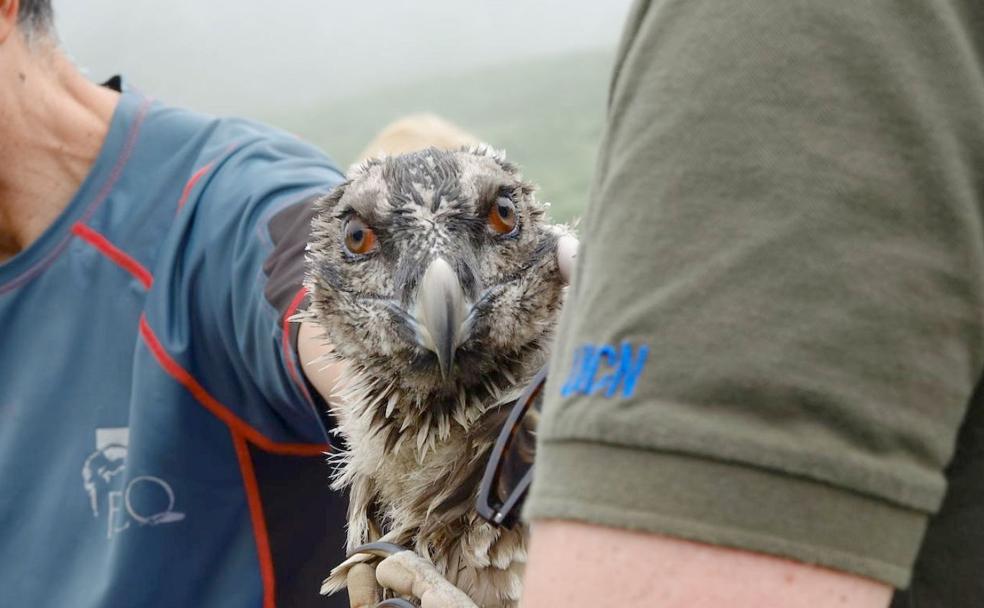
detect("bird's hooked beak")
(413, 257), (470, 379)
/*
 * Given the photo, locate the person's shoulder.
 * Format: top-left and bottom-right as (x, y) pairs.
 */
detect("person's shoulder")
(210, 114), (334, 167)
(143, 104), (344, 219)
(196, 119), (343, 211)
(178, 123), (342, 261)
(139, 95), (342, 184)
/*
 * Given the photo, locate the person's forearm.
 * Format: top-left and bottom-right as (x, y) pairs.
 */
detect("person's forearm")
(298, 321), (345, 400)
(520, 520), (893, 608)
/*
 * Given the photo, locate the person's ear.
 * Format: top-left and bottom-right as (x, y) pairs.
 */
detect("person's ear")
(0, 0), (20, 44)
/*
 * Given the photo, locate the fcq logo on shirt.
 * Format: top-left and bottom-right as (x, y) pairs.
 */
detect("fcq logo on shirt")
(82, 427), (185, 539)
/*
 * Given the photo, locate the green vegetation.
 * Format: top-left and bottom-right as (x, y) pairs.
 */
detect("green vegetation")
(269, 49), (614, 222)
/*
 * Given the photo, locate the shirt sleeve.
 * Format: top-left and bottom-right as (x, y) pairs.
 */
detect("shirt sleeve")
(173, 128), (344, 446)
(525, 0), (984, 588)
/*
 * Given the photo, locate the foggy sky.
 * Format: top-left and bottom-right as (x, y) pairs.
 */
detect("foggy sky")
(53, 0), (634, 116)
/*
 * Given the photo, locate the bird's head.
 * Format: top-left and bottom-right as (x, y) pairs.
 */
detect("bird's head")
(306, 146), (570, 410)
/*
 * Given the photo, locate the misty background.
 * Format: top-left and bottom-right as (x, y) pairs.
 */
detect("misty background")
(53, 1), (636, 219)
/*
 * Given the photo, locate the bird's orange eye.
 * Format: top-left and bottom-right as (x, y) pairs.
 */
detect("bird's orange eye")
(344, 217), (377, 255)
(488, 196), (517, 235)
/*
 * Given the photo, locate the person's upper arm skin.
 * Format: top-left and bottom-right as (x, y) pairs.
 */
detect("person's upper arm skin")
(523, 0), (984, 602)
(522, 520), (891, 608)
(297, 320), (345, 403)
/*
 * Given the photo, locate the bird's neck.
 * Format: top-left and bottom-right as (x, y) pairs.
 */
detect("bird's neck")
(338, 366), (515, 457)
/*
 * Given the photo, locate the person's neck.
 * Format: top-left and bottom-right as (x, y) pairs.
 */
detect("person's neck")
(0, 37), (119, 263)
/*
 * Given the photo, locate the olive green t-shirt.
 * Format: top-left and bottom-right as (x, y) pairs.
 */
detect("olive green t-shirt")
(525, 1), (984, 604)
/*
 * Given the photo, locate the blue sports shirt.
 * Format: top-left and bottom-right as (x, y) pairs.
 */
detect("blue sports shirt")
(0, 82), (349, 607)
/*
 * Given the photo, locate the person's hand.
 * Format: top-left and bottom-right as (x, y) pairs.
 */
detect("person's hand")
(556, 233), (578, 284)
(344, 545), (479, 608)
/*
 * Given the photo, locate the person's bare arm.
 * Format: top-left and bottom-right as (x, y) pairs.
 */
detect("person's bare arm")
(520, 520), (892, 608)
(297, 320), (345, 401)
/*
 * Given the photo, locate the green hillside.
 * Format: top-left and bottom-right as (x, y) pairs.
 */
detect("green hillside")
(268, 49), (614, 222)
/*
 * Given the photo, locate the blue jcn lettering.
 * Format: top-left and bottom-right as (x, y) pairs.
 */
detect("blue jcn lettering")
(560, 341), (650, 399)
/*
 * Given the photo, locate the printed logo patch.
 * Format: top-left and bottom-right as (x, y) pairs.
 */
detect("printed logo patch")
(82, 427), (185, 539)
(560, 341), (649, 399)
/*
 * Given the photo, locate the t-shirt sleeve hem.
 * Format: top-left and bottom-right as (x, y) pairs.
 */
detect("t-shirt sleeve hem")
(523, 439), (928, 588)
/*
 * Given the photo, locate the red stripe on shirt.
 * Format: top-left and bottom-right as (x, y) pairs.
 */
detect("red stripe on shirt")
(176, 161), (216, 210)
(281, 287), (316, 405)
(138, 314), (328, 457)
(71, 223), (153, 289)
(232, 431), (277, 608)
